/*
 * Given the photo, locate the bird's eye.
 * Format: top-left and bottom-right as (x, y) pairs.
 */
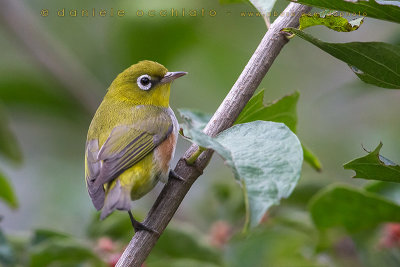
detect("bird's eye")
(137, 74), (152, 90)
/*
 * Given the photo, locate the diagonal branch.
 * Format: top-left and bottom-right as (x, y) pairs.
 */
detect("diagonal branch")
(117, 3), (312, 266)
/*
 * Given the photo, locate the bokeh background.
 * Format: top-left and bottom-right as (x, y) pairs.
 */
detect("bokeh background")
(0, 0), (399, 266)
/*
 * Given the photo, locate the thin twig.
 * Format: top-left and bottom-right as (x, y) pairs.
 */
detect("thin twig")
(117, 3), (312, 266)
(0, 0), (103, 113)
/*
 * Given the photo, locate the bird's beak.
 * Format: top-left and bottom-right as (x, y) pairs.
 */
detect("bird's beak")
(160, 71), (187, 84)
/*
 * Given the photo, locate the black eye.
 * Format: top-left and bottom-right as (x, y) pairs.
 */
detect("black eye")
(137, 74), (152, 90)
(140, 77), (150, 85)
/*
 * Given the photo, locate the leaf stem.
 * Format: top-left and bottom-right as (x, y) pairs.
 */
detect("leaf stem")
(185, 146), (206, 165)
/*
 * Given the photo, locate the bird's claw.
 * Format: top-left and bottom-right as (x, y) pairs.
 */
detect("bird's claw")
(128, 211), (159, 235)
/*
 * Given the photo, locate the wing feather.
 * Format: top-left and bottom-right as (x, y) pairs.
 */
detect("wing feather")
(85, 108), (173, 209)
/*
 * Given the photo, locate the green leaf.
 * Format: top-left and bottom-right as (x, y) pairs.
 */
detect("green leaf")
(219, 0), (246, 3)
(0, 75), (86, 119)
(87, 212), (133, 242)
(292, 0), (400, 24)
(29, 237), (104, 267)
(344, 143), (400, 183)
(226, 226), (320, 267)
(0, 229), (15, 266)
(149, 225), (221, 265)
(31, 229), (69, 246)
(0, 171), (18, 209)
(318, 9), (337, 18)
(0, 108), (22, 164)
(235, 90), (299, 132)
(283, 28), (400, 89)
(283, 182), (327, 206)
(181, 110), (212, 132)
(309, 185), (400, 232)
(179, 110), (303, 228)
(148, 258), (221, 267)
(30, 230), (104, 267)
(299, 13), (364, 31)
(365, 181), (400, 204)
(236, 90), (322, 171)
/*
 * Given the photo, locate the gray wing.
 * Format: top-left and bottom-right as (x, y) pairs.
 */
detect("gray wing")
(85, 116), (173, 210)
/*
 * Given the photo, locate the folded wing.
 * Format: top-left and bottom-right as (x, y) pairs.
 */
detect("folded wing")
(85, 109), (173, 210)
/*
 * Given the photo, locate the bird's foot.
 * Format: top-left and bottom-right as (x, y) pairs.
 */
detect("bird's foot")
(128, 211), (159, 235)
(169, 169), (185, 182)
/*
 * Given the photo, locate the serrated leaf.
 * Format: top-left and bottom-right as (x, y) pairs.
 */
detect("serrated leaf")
(309, 185), (400, 232)
(299, 13), (364, 31)
(235, 90), (299, 132)
(318, 9), (337, 18)
(0, 108), (22, 164)
(283, 28), (400, 89)
(236, 90), (322, 171)
(0, 171), (18, 209)
(344, 143), (400, 183)
(179, 109), (303, 228)
(292, 0), (400, 24)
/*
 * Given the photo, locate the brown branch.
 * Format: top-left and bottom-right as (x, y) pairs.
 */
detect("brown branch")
(116, 3), (312, 266)
(0, 0), (103, 113)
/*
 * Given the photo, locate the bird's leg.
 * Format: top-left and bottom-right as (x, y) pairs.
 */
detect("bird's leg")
(128, 211), (159, 235)
(169, 169), (185, 181)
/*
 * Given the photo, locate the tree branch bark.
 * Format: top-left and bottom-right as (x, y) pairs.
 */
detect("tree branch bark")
(117, 3), (312, 266)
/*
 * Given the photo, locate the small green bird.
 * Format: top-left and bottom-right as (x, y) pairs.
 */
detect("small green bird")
(85, 60), (186, 232)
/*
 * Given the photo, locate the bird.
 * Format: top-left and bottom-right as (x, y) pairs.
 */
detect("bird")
(85, 60), (186, 232)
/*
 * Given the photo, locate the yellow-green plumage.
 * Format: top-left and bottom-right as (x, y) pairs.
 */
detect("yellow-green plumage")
(85, 60), (185, 219)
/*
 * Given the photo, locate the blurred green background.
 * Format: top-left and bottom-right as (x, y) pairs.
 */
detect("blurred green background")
(0, 0), (400, 266)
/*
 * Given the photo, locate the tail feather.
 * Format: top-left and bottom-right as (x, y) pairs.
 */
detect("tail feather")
(86, 139), (105, 210)
(100, 180), (131, 220)
(87, 179), (105, 210)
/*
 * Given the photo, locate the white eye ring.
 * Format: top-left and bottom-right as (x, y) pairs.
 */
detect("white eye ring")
(137, 74), (152, 90)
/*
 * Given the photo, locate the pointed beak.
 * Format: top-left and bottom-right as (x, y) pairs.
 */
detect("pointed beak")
(160, 71), (187, 84)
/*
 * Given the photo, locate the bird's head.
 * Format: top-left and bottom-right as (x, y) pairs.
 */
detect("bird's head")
(108, 60), (187, 107)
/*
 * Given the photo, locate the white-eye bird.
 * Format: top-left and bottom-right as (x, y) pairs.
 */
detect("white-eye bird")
(85, 60), (186, 232)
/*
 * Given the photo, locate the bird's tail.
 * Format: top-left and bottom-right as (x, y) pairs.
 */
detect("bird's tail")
(100, 180), (131, 220)
(87, 179), (105, 211)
